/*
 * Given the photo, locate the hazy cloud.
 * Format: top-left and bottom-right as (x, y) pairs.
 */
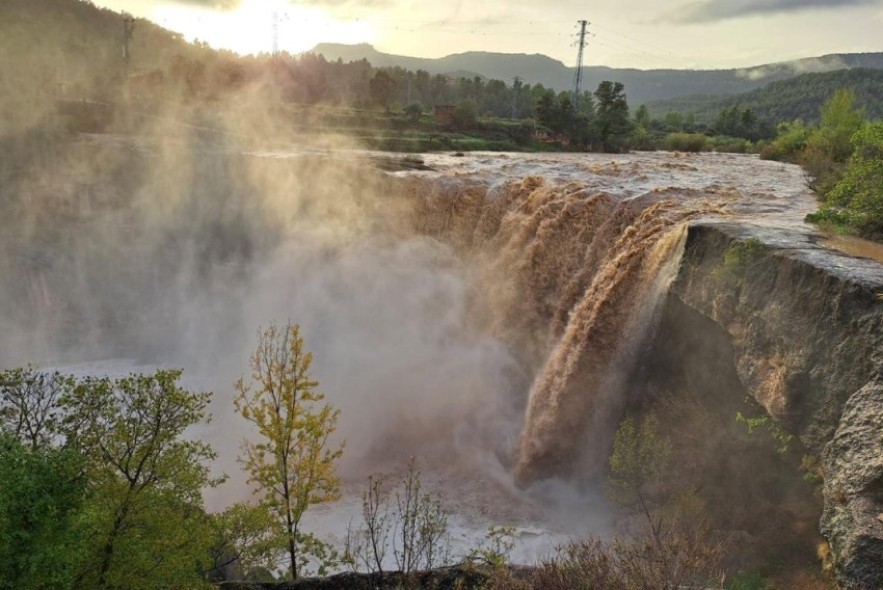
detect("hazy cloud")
(172, 0), (395, 10)
(667, 0), (875, 22)
(735, 55), (848, 80)
(173, 0), (241, 9)
(298, 0), (394, 5)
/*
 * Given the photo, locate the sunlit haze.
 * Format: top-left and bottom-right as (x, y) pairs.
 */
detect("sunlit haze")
(150, 0), (376, 56)
(93, 0), (883, 70)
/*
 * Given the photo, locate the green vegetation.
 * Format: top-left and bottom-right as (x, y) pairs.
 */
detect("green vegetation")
(607, 414), (671, 517)
(8, 0), (882, 162)
(468, 526), (517, 570)
(0, 434), (85, 590)
(647, 69), (883, 126)
(594, 81), (632, 152)
(727, 570), (779, 590)
(763, 89), (883, 240)
(666, 132), (709, 152)
(0, 367), (221, 589)
(0, 333), (832, 588)
(1, 323), (348, 587)
(735, 412), (794, 455)
(826, 121), (883, 235)
(723, 237), (769, 276)
(234, 323), (344, 579)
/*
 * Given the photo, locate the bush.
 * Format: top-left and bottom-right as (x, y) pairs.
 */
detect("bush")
(763, 120), (810, 162)
(800, 134), (844, 193)
(453, 99), (479, 129)
(826, 121), (883, 236)
(727, 570), (778, 590)
(723, 237), (768, 276)
(712, 136), (751, 153)
(530, 533), (725, 590)
(404, 102), (423, 123)
(759, 142), (784, 161)
(666, 132), (708, 152)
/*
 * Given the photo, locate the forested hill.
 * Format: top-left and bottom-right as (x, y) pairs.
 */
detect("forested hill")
(0, 0), (221, 132)
(310, 43), (883, 105)
(645, 68), (883, 125)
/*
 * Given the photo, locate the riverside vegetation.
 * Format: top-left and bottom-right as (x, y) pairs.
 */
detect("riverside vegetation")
(759, 89), (883, 239)
(0, 323), (832, 590)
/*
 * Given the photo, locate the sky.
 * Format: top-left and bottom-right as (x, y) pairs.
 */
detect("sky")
(93, 0), (883, 70)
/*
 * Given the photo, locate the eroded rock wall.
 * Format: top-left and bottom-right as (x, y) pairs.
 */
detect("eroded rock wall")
(670, 222), (883, 589)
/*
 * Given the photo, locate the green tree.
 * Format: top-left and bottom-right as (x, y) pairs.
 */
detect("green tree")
(234, 322), (344, 580)
(208, 501), (282, 581)
(0, 366), (75, 450)
(63, 370), (219, 589)
(369, 70), (397, 113)
(0, 434), (86, 590)
(453, 98), (479, 128)
(404, 101), (423, 122)
(607, 413), (671, 547)
(818, 88), (865, 163)
(568, 112), (596, 150)
(828, 121), (883, 234)
(761, 119), (810, 161)
(535, 89), (558, 131)
(634, 104), (650, 128)
(664, 110), (684, 132)
(594, 81), (632, 152)
(801, 89), (865, 192)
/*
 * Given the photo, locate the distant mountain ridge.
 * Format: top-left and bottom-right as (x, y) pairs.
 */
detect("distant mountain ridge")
(646, 68), (883, 125)
(308, 43), (883, 106)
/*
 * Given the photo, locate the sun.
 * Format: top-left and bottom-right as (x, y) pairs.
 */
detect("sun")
(150, 0), (376, 56)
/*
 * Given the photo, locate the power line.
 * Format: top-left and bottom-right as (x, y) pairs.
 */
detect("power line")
(588, 32), (683, 69)
(572, 20), (589, 108)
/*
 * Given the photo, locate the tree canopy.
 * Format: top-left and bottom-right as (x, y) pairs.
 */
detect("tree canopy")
(235, 322), (344, 579)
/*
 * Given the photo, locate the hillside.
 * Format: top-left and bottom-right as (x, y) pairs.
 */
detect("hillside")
(645, 68), (883, 124)
(309, 43), (883, 105)
(0, 0), (221, 132)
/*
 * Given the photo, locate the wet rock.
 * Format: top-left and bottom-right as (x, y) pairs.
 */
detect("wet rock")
(671, 222), (883, 589)
(821, 381), (883, 590)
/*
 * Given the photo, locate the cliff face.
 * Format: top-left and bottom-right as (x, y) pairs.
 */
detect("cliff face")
(401, 151), (882, 585)
(669, 221), (883, 589)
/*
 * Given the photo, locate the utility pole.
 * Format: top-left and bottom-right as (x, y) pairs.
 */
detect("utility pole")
(572, 19), (589, 110)
(122, 15), (136, 72)
(272, 11), (279, 58)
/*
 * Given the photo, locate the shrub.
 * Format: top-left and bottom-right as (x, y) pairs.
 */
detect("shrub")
(727, 570), (778, 590)
(530, 533), (725, 590)
(759, 142), (784, 161)
(712, 136), (751, 153)
(667, 132), (708, 152)
(404, 102), (424, 123)
(344, 458), (450, 576)
(764, 120), (811, 162)
(723, 237), (768, 276)
(453, 99), (479, 129)
(826, 121), (883, 236)
(800, 133), (844, 193)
